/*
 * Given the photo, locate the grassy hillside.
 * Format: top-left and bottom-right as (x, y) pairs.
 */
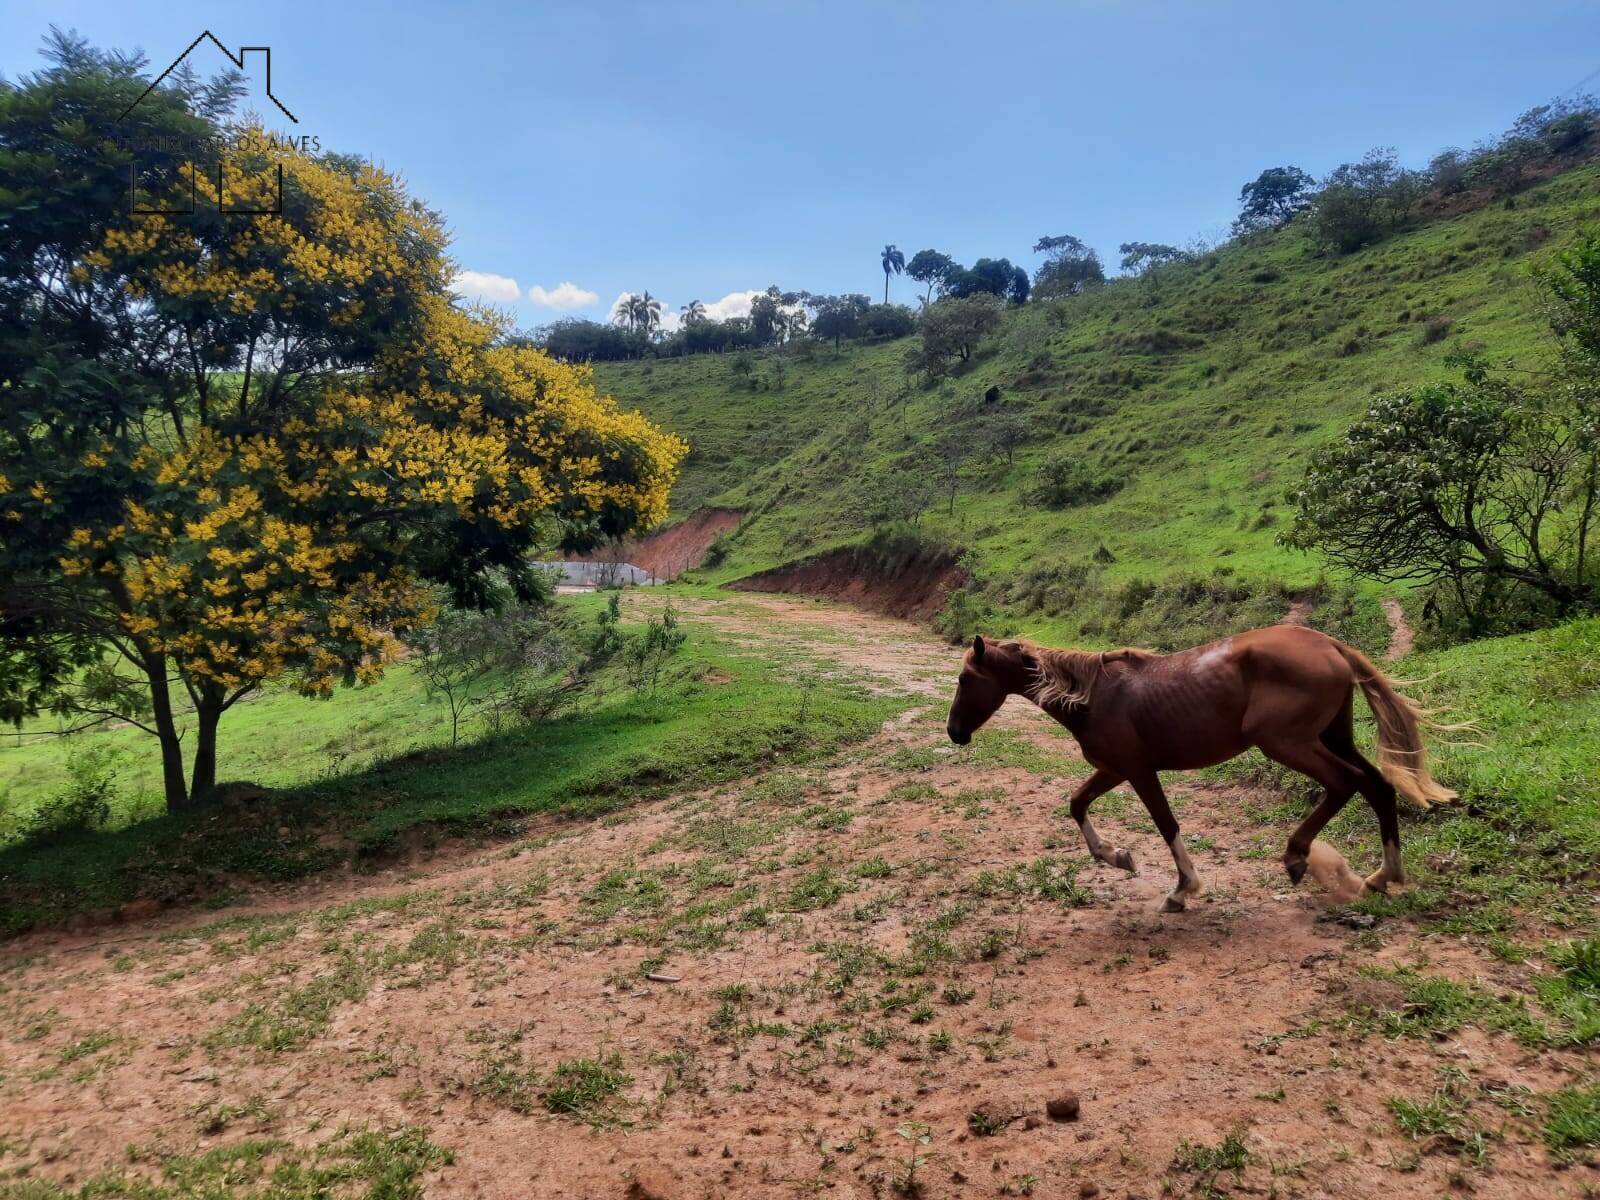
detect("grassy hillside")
(597, 164), (1600, 643)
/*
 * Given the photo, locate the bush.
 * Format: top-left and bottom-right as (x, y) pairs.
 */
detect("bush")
(1024, 455), (1125, 509)
(1307, 147), (1424, 253)
(5, 740), (118, 845)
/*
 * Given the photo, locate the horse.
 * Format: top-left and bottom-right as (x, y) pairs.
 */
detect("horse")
(944, 625), (1456, 912)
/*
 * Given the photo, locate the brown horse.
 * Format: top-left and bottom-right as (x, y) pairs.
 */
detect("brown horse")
(945, 625), (1455, 912)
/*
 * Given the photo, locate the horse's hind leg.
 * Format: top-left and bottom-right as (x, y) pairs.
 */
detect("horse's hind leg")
(1068, 767), (1134, 872)
(1126, 770), (1200, 912)
(1256, 736), (1364, 886)
(1321, 709), (1405, 891)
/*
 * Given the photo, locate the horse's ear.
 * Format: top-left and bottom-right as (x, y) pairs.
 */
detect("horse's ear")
(971, 635), (985, 661)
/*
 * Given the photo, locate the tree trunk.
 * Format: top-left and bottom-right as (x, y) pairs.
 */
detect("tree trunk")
(141, 651), (190, 812)
(189, 694), (223, 805)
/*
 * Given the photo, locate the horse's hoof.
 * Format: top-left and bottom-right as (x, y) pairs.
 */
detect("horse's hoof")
(1111, 848), (1136, 873)
(1162, 893), (1187, 913)
(1285, 858), (1307, 886)
(1363, 872), (1390, 895)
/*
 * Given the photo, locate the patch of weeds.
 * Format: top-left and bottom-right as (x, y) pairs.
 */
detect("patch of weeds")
(22, 1008), (60, 1040)
(783, 868), (852, 911)
(1388, 1071), (1495, 1167)
(971, 855), (1092, 908)
(1537, 934), (1600, 1045)
(1544, 1084), (1600, 1159)
(853, 856), (893, 879)
(886, 781), (940, 803)
(967, 1104), (1019, 1136)
(57, 1030), (117, 1065)
(585, 867), (669, 919)
(951, 787), (1003, 819)
(1171, 1131), (1253, 1191)
(461, 1029), (540, 1113)
(892, 1121), (931, 1197)
(885, 747), (942, 772)
(212, 952), (371, 1052)
(190, 1096), (274, 1135)
(1344, 966), (1548, 1045)
(744, 771), (811, 806)
(19, 1126), (452, 1199)
(542, 1054), (630, 1125)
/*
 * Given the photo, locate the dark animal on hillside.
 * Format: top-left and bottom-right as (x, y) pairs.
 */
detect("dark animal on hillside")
(945, 625), (1455, 912)
(983, 384), (1001, 404)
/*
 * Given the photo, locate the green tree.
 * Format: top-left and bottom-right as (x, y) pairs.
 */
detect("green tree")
(1285, 378), (1596, 633)
(809, 294), (870, 348)
(1118, 241), (1188, 274)
(906, 249), (956, 304)
(679, 299), (707, 324)
(880, 244), (905, 304)
(1232, 166), (1316, 233)
(1306, 148), (1423, 254)
(1031, 234), (1104, 298)
(0, 36), (685, 809)
(904, 295), (1004, 381)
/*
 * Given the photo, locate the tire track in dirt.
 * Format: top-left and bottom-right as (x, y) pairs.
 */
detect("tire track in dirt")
(0, 593), (1589, 1200)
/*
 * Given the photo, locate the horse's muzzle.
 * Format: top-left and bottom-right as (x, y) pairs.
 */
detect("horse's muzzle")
(947, 723), (971, 746)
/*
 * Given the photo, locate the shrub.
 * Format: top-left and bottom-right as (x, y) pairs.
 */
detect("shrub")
(1418, 314), (1455, 345)
(1024, 455), (1125, 509)
(1307, 147), (1424, 253)
(5, 740), (119, 845)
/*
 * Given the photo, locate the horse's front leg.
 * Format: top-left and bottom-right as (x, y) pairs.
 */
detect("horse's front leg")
(1068, 767), (1134, 872)
(1127, 770), (1201, 912)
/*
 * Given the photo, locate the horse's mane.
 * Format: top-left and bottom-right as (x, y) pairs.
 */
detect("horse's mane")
(1019, 641), (1157, 712)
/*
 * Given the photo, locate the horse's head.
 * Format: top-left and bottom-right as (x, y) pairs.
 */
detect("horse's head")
(947, 635), (1033, 744)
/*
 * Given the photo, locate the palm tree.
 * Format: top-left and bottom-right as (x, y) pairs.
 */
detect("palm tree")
(613, 293), (639, 331)
(637, 291), (662, 338)
(680, 299), (706, 325)
(881, 244), (905, 304)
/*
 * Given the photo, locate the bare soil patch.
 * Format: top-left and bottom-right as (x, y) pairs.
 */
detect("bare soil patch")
(730, 545), (965, 623)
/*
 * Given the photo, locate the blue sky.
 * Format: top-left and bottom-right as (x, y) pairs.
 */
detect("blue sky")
(6, 1), (1599, 329)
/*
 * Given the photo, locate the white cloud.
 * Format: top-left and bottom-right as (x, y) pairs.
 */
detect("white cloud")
(528, 281), (599, 309)
(700, 290), (763, 322)
(450, 269), (520, 303)
(605, 289), (800, 336)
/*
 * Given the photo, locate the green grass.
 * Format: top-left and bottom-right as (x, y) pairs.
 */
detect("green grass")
(0, 599), (905, 937)
(596, 165), (1600, 650)
(0, 655), (451, 836)
(0, 1126), (452, 1200)
(1544, 1084), (1600, 1157)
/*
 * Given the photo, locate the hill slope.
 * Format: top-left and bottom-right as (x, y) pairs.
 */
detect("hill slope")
(597, 164), (1600, 646)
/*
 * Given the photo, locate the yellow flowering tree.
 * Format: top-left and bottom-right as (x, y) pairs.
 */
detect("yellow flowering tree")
(0, 41), (684, 810)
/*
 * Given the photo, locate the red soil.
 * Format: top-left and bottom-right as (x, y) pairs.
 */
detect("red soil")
(569, 508), (741, 581)
(0, 595), (1590, 1200)
(729, 545), (967, 624)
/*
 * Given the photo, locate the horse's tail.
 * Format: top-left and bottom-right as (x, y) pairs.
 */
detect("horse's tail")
(1333, 642), (1457, 808)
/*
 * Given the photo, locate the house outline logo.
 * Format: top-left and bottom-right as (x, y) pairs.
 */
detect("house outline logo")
(120, 31), (302, 217)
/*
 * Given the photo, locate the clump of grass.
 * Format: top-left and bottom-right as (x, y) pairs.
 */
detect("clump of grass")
(971, 855), (1092, 907)
(1172, 1131), (1252, 1172)
(542, 1055), (630, 1125)
(1544, 1084), (1600, 1158)
(1538, 935), (1600, 1045)
(782, 868), (852, 911)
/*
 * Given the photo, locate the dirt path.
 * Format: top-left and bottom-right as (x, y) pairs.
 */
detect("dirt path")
(0, 595), (1590, 1199)
(1383, 598), (1416, 661)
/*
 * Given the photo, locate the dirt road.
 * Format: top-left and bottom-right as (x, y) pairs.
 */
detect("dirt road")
(0, 594), (1590, 1199)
